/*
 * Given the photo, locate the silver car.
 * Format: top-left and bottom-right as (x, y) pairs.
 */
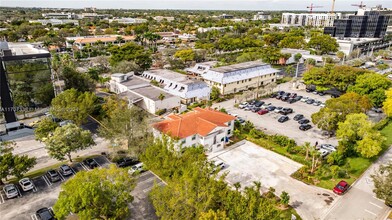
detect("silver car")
(129, 163), (144, 174)
(320, 144), (337, 153)
(3, 184), (18, 199)
(19, 178), (34, 192)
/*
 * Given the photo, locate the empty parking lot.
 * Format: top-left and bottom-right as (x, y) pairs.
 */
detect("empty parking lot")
(210, 141), (338, 220)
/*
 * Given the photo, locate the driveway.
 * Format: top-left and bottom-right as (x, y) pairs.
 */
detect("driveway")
(322, 146), (392, 220)
(209, 141), (338, 220)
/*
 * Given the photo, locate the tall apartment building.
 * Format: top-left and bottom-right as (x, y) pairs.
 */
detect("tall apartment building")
(324, 10), (390, 38)
(281, 13), (342, 27)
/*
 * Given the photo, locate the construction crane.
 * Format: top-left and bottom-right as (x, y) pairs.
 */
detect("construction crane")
(351, 1), (366, 9)
(331, 0), (336, 14)
(307, 3), (323, 14)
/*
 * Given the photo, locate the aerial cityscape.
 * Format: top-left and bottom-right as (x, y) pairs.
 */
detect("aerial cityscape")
(0, 0), (391, 220)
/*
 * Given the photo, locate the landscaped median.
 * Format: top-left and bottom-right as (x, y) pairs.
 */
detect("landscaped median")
(234, 119), (392, 190)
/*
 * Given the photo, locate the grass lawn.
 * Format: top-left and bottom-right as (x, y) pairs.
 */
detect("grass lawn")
(381, 121), (392, 147)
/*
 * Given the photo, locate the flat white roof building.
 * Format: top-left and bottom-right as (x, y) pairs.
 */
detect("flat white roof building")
(141, 69), (211, 104)
(281, 13), (342, 27)
(29, 19), (79, 26)
(185, 61), (218, 76)
(202, 61), (279, 95)
(108, 18), (147, 24)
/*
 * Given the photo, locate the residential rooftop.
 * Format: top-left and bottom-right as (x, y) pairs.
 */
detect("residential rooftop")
(145, 69), (205, 86)
(210, 61), (268, 73)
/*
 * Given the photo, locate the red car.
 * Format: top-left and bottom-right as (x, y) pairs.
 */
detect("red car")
(257, 109), (269, 115)
(333, 180), (349, 195)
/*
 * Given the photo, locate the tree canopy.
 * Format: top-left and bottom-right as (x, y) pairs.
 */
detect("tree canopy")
(53, 165), (135, 219)
(383, 88), (392, 117)
(50, 89), (97, 125)
(347, 73), (392, 107)
(45, 124), (95, 162)
(61, 66), (95, 93)
(109, 42), (152, 71)
(336, 113), (384, 158)
(307, 34), (338, 55)
(371, 161), (392, 207)
(311, 92), (372, 132)
(34, 117), (59, 142)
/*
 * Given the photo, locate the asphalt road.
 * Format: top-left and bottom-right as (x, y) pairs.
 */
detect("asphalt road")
(322, 146), (392, 220)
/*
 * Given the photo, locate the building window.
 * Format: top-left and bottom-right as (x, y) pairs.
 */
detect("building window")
(192, 135), (196, 140)
(237, 81), (239, 84)
(228, 129), (231, 135)
(181, 139), (186, 144)
(228, 121), (231, 126)
(249, 78), (252, 81)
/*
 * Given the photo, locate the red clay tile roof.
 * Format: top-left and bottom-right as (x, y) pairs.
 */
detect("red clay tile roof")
(153, 107), (235, 138)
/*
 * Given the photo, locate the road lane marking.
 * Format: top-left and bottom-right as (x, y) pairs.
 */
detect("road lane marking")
(369, 202), (383, 209)
(365, 209), (377, 216)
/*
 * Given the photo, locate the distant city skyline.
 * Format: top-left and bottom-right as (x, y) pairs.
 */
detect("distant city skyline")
(2, 0), (392, 11)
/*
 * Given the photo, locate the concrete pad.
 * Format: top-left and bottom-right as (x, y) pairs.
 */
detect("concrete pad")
(210, 141), (338, 220)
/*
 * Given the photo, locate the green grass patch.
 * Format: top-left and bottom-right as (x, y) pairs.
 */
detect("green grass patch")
(381, 120), (392, 147)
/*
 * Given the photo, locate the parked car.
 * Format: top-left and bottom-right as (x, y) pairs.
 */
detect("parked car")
(36, 207), (55, 220)
(276, 94), (283, 100)
(258, 109), (269, 115)
(289, 93), (297, 98)
(300, 97), (309, 102)
(266, 106), (276, 111)
(333, 180), (349, 195)
(372, 107), (383, 113)
(270, 93), (278, 98)
(320, 103), (326, 108)
(83, 158), (99, 169)
(320, 144), (337, 152)
(238, 102), (248, 109)
(318, 149), (330, 158)
(306, 99), (315, 104)
(244, 106), (252, 111)
(129, 162), (144, 174)
(46, 170), (61, 183)
(281, 96), (290, 101)
(59, 165), (73, 176)
(299, 124), (312, 131)
(213, 160), (226, 171)
(254, 101), (264, 107)
(249, 100), (257, 105)
(317, 91), (325, 96)
(313, 101), (322, 106)
(19, 178), (34, 191)
(298, 119), (310, 124)
(288, 98), (296, 104)
(274, 107), (283, 113)
(116, 157), (139, 168)
(293, 114), (304, 121)
(3, 184), (18, 199)
(251, 107), (261, 113)
(236, 117), (245, 124)
(261, 103), (271, 109)
(294, 95), (303, 101)
(278, 115), (289, 123)
(281, 108), (293, 115)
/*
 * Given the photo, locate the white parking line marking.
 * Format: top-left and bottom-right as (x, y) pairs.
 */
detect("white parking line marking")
(31, 214), (38, 220)
(93, 159), (101, 167)
(42, 175), (52, 187)
(71, 167), (77, 174)
(16, 187), (22, 198)
(58, 172), (65, 181)
(369, 202), (383, 209)
(373, 196), (385, 202)
(365, 209), (377, 216)
(0, 191), (5, 204)
(102, 156), (112, 165)
(33, 186), (38, 193)
(80, 162), (89, 170)
(142, 186), (154, 193)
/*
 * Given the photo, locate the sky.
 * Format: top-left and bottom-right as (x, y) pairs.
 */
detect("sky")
(1, 0), (392, 11)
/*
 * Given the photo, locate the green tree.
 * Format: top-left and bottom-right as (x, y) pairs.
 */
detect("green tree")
(336, 51), (345, 61)
(383, 88), (392, 117)
(210, 86), (221, 101)
(278, 36), (306, 49)
(347, 73), (392, 107)
(174, 49), (196, 62)
(336, 113), (384, 158)
(280, 191), (290, 207)
(53, 165), (135, 219)
(99, 106), (150, 155)
(50, 89), (97, 125)
(45, 124), (95, 162)
(62, 66), (95, 92)
(285, 65), (295, 76)
(34, 117), (59, 141)
(109, 42), (152, 71)
(294, 53), (302, 62)
(371, 162), (392, 206)
(111, 60), (143, 74)
(307, 34), (338, 55)
(312, 92), (372, 132)
(199, 209), (229, 220)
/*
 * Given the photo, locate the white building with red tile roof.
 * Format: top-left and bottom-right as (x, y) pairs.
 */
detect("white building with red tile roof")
(152, 107), (235, 152)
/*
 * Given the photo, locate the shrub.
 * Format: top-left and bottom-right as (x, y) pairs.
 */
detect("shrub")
(327, 152), (345, 166)
(374, 118), (390, 130)
(338, 170), (348, 178)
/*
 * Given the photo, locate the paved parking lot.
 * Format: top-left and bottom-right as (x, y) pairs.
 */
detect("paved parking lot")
(209, 141), (338, 220)
(0, 156), (112, 220)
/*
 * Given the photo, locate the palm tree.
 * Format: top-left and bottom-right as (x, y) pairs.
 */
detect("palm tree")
(303, 142), (311, 161)
(42, 40), (52, 49)
(158, 93), (165, 101)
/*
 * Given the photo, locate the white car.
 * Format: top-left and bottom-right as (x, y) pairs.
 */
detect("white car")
(129, 163), (144, 174)
(318, 149), (330, 158)
(19, 178), (34, 192)
(320, 144), (337, 153)
(3, 184), (18, 199)
(300, 97), (309, 102)
(261, 103), (271, 109)
(238, 102), (248, 109)
(213, 159), (226, 171)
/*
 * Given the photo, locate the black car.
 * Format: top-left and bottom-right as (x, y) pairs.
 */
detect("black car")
(306, 99), (315, 104)
(289, 93), (297, 98)
(293, 114), (304, 121)
(276, 94), (283, 100)
(278, 115), (289, 123)
(251, 107), (261, 113)
(254, 101), (264, 107)
(83, 158), (99, 169)
(281, 96), (290, 101)
(299, 124), (312, 131)
(36, 207), (55, 220)
(236, 117), (245, 124)
(270, 93), (278, 98)
(249, 100), (257, 105)
(281, 108), (293, 115)
(116, 157), (139, 168)
(298, 119), (310, 124)
(288, 98), (296, 104)
(294, 95), (303, 101)
(46, 170), (60, 183)
(266, 106), (276, 111)
(317, 91), (325, 96)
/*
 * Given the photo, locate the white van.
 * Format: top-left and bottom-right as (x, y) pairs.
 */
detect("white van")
(128, 162), (144, 174)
